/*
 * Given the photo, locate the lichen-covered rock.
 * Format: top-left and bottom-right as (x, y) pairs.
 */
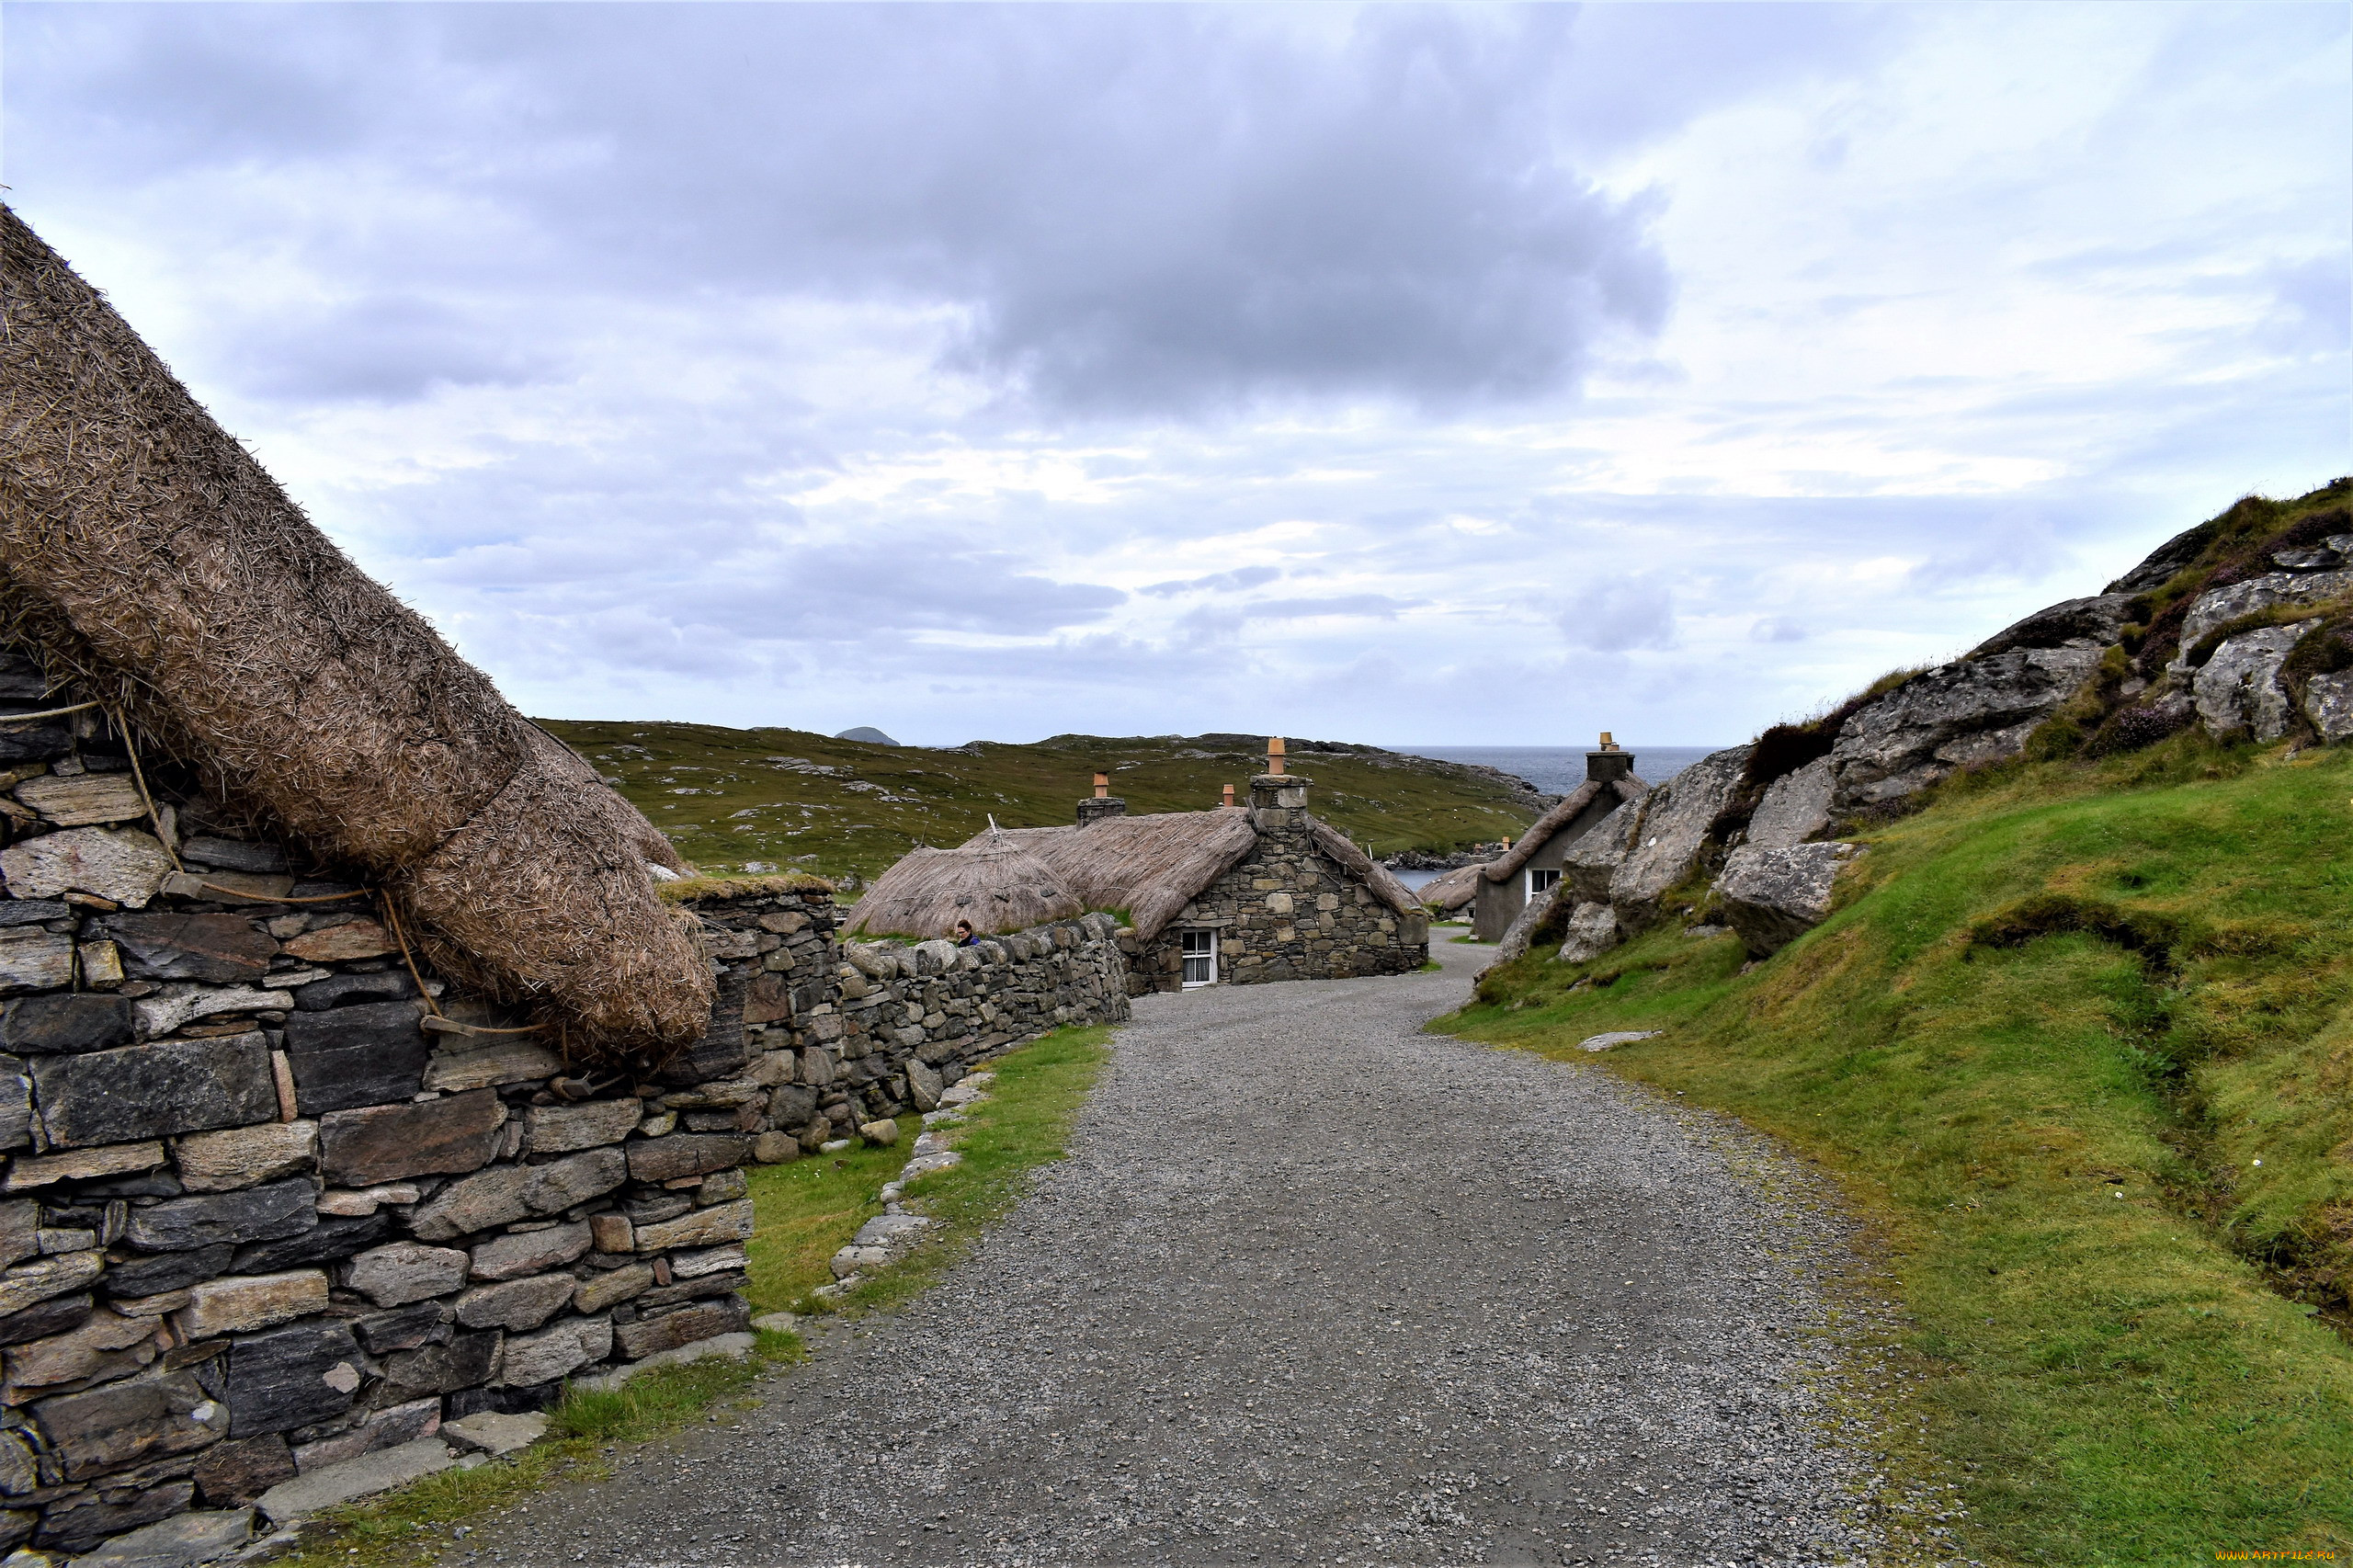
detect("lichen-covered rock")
(1490, 887), (1557, 965)
(1829, 647), (2105, 812)
(1608, 745), (1751, 930)
(2305, 669), (2353, 742)
(1745, 756), (1834, 849)
(1715, 843), (1866, 958)
(1555, 903), (1620, 962)
(2177, 569), (2353, 653)
(1970, 594), (2134, 658)
(2193, 621), (2318, 741)
(0, 829), (176, 910)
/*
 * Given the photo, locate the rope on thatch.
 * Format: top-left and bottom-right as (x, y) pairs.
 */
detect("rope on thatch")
(844, 832), (1084, 939)
(1416, 862), (1483, 912)
(0, 204), (710, 1064)
(1480, 776), (1648, 881)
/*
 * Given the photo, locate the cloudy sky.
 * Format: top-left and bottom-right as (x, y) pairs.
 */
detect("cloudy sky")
(5, 3), (2347, 746)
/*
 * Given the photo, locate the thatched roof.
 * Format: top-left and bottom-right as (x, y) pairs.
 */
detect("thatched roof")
(1419, 863), (1483, 911)
(1304, 816), (1421, 917)
(0, 205), (710, 1063)
(1481, 776), (1649, 882)
(845, 832), (1083, 938)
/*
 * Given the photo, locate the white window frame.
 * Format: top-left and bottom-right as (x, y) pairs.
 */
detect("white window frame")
(1527, 867), (1562, 900)
(1180, 928), (1218, 988)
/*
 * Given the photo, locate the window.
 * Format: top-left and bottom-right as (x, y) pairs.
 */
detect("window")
(1528, 867), (1562, 899)
(1181, 928), (1217, 987)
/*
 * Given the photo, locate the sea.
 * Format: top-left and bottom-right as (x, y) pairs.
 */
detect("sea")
(1384, 744), (1728, 892)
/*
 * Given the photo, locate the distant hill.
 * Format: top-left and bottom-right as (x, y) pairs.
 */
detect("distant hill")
(834, 726), (900, 745)
(542, 722), (1550, 885)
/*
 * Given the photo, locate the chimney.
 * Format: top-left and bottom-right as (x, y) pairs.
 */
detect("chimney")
(1586, 730), (1635, 784)
(1076, 771), (1126, 827)
(1266, 736), (1286, 776)
(1249, 740), (1309, 820)
(1222, 783), (1236, 808)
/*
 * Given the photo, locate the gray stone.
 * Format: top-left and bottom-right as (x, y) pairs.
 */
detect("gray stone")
(5, 1305), (162, 1391)
(452, 1275), (575, 1332)
(29, 1370), (227, 1480)
(2177, 568), (2353, 652)
(179, 1271), (329, 1338)
(190, 1434), (295, 1507)
(904, 1059), (943, 1113)
(0, 1253), (104, 1317)
(99, 1248), (230, 1302)
(2193, 621), (2315, 741)
(373, 1331), (499, 1404)
(1969, 593), (2134, 658)
(469, 1221), (590, 1282)
(2305, 668), (2353, 743)
(289, 971), (415, 1012)
(4, 1142), (167, 1192)
(85, 914), (276, 984)
(632, 1199), (754, 1253)
(1561, 797), (1643, 906)
(857, 1119), (899, 1148)
(1828, 647), (2106, 812)
(623, 1134), (745, 1184)
(1555, 902), (1620, 963)
(171, 1122), (317, 1194)
(279, 1004), (428, 1116)
(494, 1315), (610, 1387)
(0, 1073), (28, 1153)
(1745, 755), (1835, 849)
(0, 1201), (36, 1272)
(64, 1506), (251, 1568)
(1489, 887), (1557, 965)
(33, 1034), (278, 1149)
(1576, 1031), (1663, 1052)
(521, 1098), (640, 1155)
(289, 1397), (440, 1473)
(0, 931), (74, 995)
(1715, 842), (1868, 958)
(353, 1301), (452, 1355)
(180, 838), (287, 876)
(404, 1148), (629, 1244)
(572, 1328), (753, 1390)
(799, 1049), (836, 1088)
(0, 829), (176, 911)
(13, 772), (144, 828)
(1607, 744), (1752, 931)
(573, 1265), (652, 1315)
(254, 1437), (456, 1525)
(123, 1179), (313, 1254)
(230, 1212), (392, 1274)
(0, 995), (136, 1056)
(345, 1243), (469, 1308)
(40, 1483), (194, 1554)
(438, 1410), (546, 1457)
(316, 1091), (505, 1187)
(221, 1322), (361, 1437)
(421, 1040), (563, 1093)
(610, 1296), (750, 1362)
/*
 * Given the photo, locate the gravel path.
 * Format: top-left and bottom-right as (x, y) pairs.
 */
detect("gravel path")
(460, 931), (1911, 1567)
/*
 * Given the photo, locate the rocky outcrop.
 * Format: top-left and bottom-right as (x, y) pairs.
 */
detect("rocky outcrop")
(1561, 800), (1641, 906)
(1714, 843), (1866, 959)
(1827, 646), (2106, 812)
(2176, 570), (2353, 654)
(2306, 671), (2353, 743)
(1555, 903), (1620, 963)
(2192, 622), (2320, 741)
(1745, 756), (1834, 849)
(1491, 888), (1558, 965)
(1608, 745), (1751, 932)
(1971, 594), (2135, 658)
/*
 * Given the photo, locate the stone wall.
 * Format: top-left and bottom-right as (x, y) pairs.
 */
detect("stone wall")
(1123, 777), (1427, 993)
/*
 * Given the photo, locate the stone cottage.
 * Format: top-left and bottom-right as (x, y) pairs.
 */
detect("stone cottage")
(1468, 739), (1649, 943)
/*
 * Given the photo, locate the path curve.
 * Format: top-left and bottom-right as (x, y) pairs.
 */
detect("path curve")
(462, 933), (1900, 1566)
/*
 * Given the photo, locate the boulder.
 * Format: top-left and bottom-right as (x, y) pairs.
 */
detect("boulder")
(1608, 745), (1752, 930)
(0, 828), (176, 909)
(2305, 669), (2353, 743)
(1745, 755), (1835, 849)
(2192, 622), (2316, 741)
(1714, 842), (1867, 958)
(1828, 647), (2106, 812)
(1489, 887), (1558, 965)
(1560, 798), (1642, 905)
(1555, 903), (1620, 962)
(2177, 569), (2353, 653)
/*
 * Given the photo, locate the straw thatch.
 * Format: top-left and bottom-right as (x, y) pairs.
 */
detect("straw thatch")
(1480, 777), (1648, 882)
(1419, 862), (1483, 912)
(845, 833), (1083, 939)
(979, 811), (1260, 938)
(0, 205), (710, 1063)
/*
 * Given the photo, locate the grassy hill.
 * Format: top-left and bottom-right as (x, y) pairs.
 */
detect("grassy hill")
(1447, 734), (2353, 1562)
(539, 722), (1546, 885)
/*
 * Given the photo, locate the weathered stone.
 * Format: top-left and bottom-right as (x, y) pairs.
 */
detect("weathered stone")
(750, 1131), (801, 1165)
(1555, 902), (1620, 963)
(1490, 886), (1557, 965)
(1828, 646), (2106, 812)
(353, 1301), (451, 1355)
(131, 985), (295, 1041)
(632, 1199), (754, 1253)
(1607, 745), (1751, 930)
(30, 1369), (226, 1480)
(4, 1142), (166, 1192)
(1715, 842), (1868, 958)
(1969, 593), (2134, 659)
(420, 1040), (563, 1092)
(0, 829), (175, 910)
(522, 1098), (640, 1155)
(87, 913), (277, 983)
(158, 869), (294, 904)
(4, 1305), (159, 1390)
(453, 1275), (574, 1332)
(312, 1184), (419, 1218)
(124, 1180), (313, 1255)
(290, 1396), (439, 1472)
(172, 1121), (317, 1194)
(345, 1243), (469, 1309)
(0, 1252), (103, 1317)
(289, 971), (415, 1012)
(903, 1060), (942, 1112)
(799, 1049), (836, 1088)
(0, 1072), (28, 1153)
(404, 1147), (627, 1244)
(496, 1315), (609, 1387)
(33, 1034), (277, 1148)
(623, 1134), (745, 1184)
(279, 920), (397, 964)
(612, 1296), (750, 1361)
(1745, 755), (1835, 849)
(468, 1222), (590, 1284)
(695, 1167), (748, 1205)
(2193, 622), (2314, 742)
(99, 1247), (231, 1301)
(0, 930), (74, 995)
(279, 1004), (428, 1117)
(655, 971), (747, 1086)
(440, 1409), (547, 1457)
(2177, 568), (2353, 652)
(14, 773), (147, 828)
(587, 1213), (633, 1254)
(2306, 668), (2353, 743)
(373, 1331), (498, 1404)
(254, 1437), (455, 1526)
(180, 837), (288, 876)
(70, 1506), (255, 1567)
(178, 1271), (329, 1338)
(742, 971), (792, 1025)
(229, 1212), (393, 1276)
(316, 1091), (504, 1187)
(192, 1433), (297, 1506)
(671, 1244), (745, 1280)
(221, 1322), (361, 1437)
(0, 1289), (88, 1350)
(37, 1480), (194, 1552)
(1561, 796), (1643, 906)
(0, 1202), (35, 1272)
(0, 994), (135, 1056)
(857, 1119), (899, 1148)
(573, 1264), (652, 1315)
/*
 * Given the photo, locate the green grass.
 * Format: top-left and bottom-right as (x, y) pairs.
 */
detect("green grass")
(538, 722), (1542, 883)
(1444, 736), (2353, 1565)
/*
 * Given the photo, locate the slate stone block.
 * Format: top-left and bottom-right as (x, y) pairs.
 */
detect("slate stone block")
(192, 1431), (297, 1506)
(612, 1295), (750, 1361)
(90, 913), (278, 983)
(37, 1479), (195, 1553)
(318, 1090), (505, 1187)
(180, 838), (289, 876)
(290, 971), (415, 1012)
(0, 1290), (92, 1346)
(280, 1003), (429, 1116)
(32, 1034), (277, 1148)
(0, 1199), (35, 1271)
(353, 1301), (451, 1356)
(30, 1369), (227, 1480)
(222, 1322), (361, 1437)
(469, 1221), (591, 1282)
(101, 1244), (233, 1300)
(375, 1330), (499, 1405)
(230, 1211), (393, 1275)
(405, 1149), (626, 1243)
(521, 1098), (640, 1156)
(624, 1134), (747, 1184)
(0, 994), (136, 1056)
(125, 1179), (314, 1254)
(655, 971), (746, 1086)
(0, 721), (73, 764)
(346, 1242), (470, 1308)
(0, 902), (68, 928)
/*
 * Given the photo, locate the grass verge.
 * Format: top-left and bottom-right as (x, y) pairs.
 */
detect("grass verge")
(1443, 738), (2353, 1565)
